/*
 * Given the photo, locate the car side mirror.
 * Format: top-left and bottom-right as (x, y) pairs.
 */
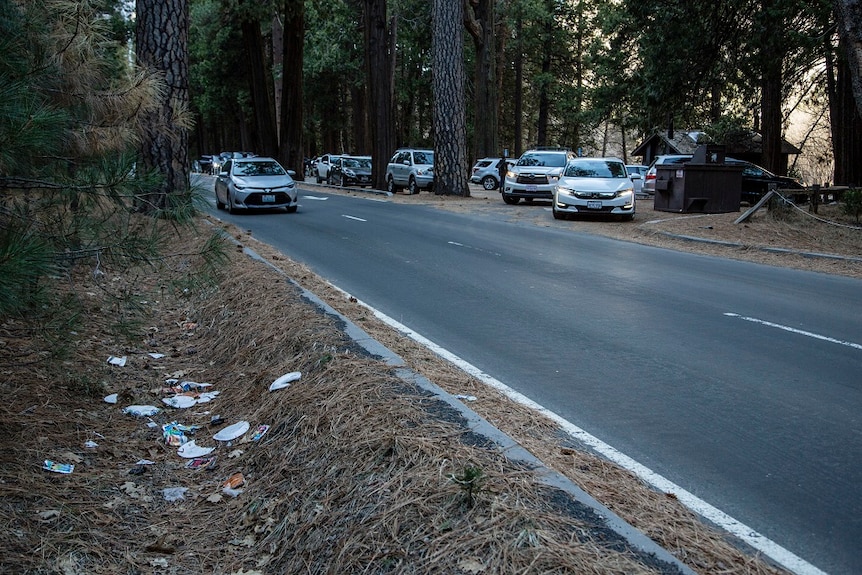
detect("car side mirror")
(630, 174), (642, 180)
(402, 160), (411, 166)
(287, 170), (296, 177)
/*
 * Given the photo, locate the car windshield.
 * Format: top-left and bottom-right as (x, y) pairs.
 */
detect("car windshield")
(234, 161), (286, 176)
(413, 151), (434, 165)
(564, 160), (627, 178)
(518, 152), (567, 167)
(344, 158), (371, 169)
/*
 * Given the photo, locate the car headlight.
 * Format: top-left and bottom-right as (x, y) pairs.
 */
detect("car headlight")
(556, 186), (576, 197)
(234, 183), (245, 190)
(344, 169), (356, 177)
(616, 188), (634, 198)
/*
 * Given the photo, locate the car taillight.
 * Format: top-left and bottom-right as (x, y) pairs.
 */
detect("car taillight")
(645, 174), (656, 181)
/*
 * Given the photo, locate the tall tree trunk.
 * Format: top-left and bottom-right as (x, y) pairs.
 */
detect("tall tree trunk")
(759, 0), (783, 174)
(466, 0), (498, 161)
(834, 0), (862, 117)
(278, 0), (304, 176)
(364, 0), (396, 190)
(830, 36), (862, 186)
(536, 2), (553, 147)
(513, 13), (523, 157)
(432, 0), (469, 196)
(241, 18), (278, 157)
(135, 0), (190, 212)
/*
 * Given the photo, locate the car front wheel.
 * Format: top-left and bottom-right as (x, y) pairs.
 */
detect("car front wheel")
(387, 177), (400, 194)
(482, 175), (498, 190)
(215, 191), (225, 210)
(502, 194), (519, 205)
(408, 178), (419, 195)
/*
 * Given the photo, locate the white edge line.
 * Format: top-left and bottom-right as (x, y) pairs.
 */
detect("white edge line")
(325, 282), (829, 575)
(342, 214), (366, 222)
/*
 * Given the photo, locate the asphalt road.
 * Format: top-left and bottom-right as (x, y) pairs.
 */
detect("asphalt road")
(202, 179), (862, 575)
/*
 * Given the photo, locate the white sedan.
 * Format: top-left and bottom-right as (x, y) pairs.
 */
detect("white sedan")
(552, 157), (636, 221)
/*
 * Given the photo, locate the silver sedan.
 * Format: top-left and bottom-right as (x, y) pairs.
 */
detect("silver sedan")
(215, 157), (298, 213)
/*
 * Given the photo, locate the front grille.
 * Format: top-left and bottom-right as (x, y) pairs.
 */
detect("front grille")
(573, 191), (616, 199)
(516, 174), (549, 185)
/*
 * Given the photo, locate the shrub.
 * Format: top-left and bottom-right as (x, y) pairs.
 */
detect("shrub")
(842, 188), (862, 223)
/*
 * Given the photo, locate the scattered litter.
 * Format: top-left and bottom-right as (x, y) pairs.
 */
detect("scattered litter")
(214, 421), (250, 442)
(37, 509), (61, 521)
(129, 465), (147, 476)
(135, 459), (156, 465)
(185, 456), (217, 470)
(84, 440), (98, 448)
(103, 393), (118, 404)
(223, 487), (243, 498)
(122, 405), (160, 417)
(43, 460), (74, 474)
(162, 487), (188, 502)
(206, 493), (223, 503)
(195, 391), (220, 403)
(250, 425), (269, 442)
(150, 558), (169, 568)
(162, 395), (197, 409)
(148, 353), (165, 359)
(209, 415), (225, 426)
(227, 449), (244, 459)
(162, 422), (202, 447)
(146, 420), (158, 428)
(107, 355), (127, 367)
(177, 440), (214, 459)
(223, 472), (245, 489)
(454, 394), (478, 402)
(269, 371), (301, 391)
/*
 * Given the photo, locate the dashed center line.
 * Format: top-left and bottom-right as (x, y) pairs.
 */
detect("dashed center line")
(725, 312), (862, 351)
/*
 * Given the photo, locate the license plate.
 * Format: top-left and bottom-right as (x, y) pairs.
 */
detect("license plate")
(587, 200), (602, 210)
(262, 194), (275, 203)
(526, 184), (537, 192)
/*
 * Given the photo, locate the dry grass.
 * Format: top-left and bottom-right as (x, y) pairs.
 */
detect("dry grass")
(5, 188), (852, 574)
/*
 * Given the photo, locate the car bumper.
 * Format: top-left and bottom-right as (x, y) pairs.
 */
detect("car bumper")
(232, 188), (297, 209)
(553, 192), (635, 215)
(502, 182), (556, 200)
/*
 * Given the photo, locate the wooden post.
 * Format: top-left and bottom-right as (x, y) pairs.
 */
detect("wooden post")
(810, 184), (820, 214)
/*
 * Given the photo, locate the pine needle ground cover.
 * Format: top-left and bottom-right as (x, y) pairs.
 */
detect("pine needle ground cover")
(0, 216), (791, 574)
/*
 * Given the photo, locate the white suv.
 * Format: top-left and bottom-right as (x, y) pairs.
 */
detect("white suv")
(502, 148), (575, 204)
(315, 153), (341, 184)
(385, 148), (434, 194)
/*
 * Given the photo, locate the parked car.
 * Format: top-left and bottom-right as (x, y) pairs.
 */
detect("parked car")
(502, 147), (575, 204)
(385, 148), (435, 194)
(642, 154), (805, 204)
(194, 155), (214, 174)
(725, 158), (805, 203)
(552, 157), (636, 221)
(470, 157), (507, 190)
(214, 156), (298, 213)
(315, 154), (341, 184)
(329, 155), (373, 187)
(626, 164), (648, 196)
(642, 155), (692, 196)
